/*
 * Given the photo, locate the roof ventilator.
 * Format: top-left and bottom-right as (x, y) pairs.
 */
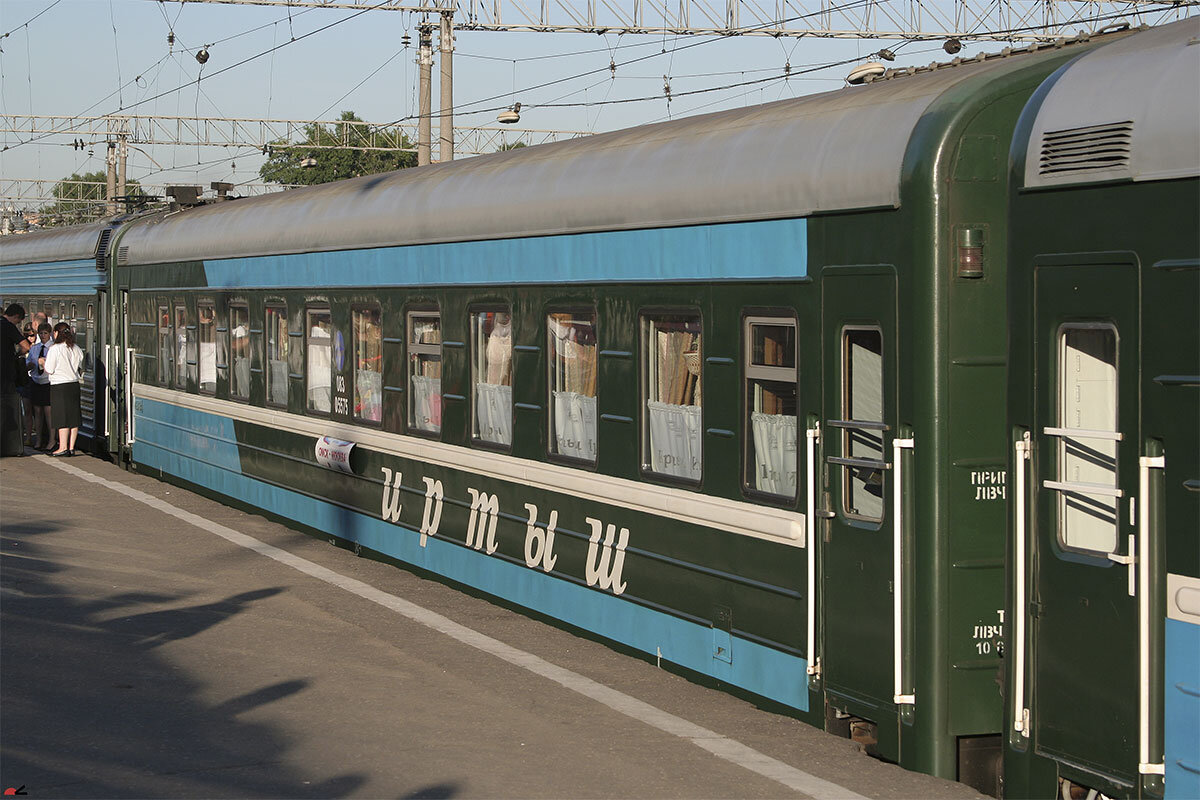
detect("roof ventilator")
(95, 227), (113, 271)
(1039, 121), (1133, 176)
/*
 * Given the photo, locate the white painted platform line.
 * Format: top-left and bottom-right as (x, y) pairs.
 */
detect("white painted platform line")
(47, 458), (870, 800)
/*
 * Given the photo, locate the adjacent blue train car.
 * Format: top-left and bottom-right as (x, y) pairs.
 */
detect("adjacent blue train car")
(0, 221), (118, 451)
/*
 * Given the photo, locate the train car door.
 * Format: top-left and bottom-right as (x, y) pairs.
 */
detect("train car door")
(820, 267), (904, 738)
(1020, 261), (1144, 787)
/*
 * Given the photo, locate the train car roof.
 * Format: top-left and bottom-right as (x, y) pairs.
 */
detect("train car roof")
(1022, 17), (1200, 189)
(119, 32), (1109, 266)
(0, 220), (113, 267)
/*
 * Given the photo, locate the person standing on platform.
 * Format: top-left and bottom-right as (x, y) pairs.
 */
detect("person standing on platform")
(1, 304), (31, 457)
(19, 322), (36, 446)
(26, 323), (55, 451)
(44, 324), (84, 457)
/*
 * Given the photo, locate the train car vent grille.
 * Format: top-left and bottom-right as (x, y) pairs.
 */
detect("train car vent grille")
(1039, 121), (1133, 176)
(116, 245), (131, 266)
(95, 228), (113, 270)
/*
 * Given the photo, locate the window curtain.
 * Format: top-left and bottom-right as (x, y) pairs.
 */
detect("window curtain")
(751, 411), (797, 496)
(411, 373), (442, 432)
(475, 382), (512, 445)
(356, 369), (382, 422)
(647, 400), (702, 480)
(552, 390), (597, 461)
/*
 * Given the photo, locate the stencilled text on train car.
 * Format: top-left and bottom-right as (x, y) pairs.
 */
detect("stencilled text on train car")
(378, 466), (629, 593)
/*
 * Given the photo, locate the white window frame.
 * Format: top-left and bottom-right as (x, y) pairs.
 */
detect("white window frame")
(744, 315), (798, 500)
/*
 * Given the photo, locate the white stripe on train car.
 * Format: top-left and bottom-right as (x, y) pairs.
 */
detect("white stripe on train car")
(133, 383), (808, 547)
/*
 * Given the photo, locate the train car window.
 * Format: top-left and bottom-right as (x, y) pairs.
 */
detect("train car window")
(642, 313), (702, 482)
(265, 304), (288, 407)
(408, 311), (442, 435)
(842, 327), (885, 521)
(72, 304), (88, 371)
(229, 304), (251, 400)
(744, 317), (798, 499)
(306, 308), (333, 414)
(87, 304), (94, 324)
(43, 303), (54, 323)
(353, 306), (382, 423)
(547, 311), (598, 464)
(198, 303), (216, 394)
(173, 305), (192, 389)
(158, 306), (172, 385)
(1057, 325), (1119, 554)
(471, 309), (513, 447)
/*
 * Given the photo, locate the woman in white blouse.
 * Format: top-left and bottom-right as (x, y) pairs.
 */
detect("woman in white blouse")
(43, 324), (85, 456)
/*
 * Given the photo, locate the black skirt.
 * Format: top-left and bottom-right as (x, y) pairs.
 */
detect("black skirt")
(50, 382), (82, 429)
(31, 381), (51, 407)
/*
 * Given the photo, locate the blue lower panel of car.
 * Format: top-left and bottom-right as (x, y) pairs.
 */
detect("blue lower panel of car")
(1165, 616), (1200, 799)
(133, 397), (809, 712)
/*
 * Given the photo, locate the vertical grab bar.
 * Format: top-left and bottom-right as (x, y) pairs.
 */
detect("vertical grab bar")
(892, 434), (915, 706)
(1013, 432), (1031, 736)
(806, 423), (821, 678)
(1139, 453), (1166, 776)
(124, 347), (135, 446)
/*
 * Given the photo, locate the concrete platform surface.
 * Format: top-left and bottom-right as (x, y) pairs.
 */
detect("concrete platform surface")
(1, 452), (987, 800)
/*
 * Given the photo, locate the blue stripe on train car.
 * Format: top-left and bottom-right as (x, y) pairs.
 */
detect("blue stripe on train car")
(1165, 616), (1200, 799)
(0, 259), (106, 295)
(201, 218), (809, 288)
(132, 396), (810, 712)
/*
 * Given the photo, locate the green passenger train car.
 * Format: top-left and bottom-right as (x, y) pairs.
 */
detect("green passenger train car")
(42, 24), (1162, 793)
(1004, 19), (1200, 800)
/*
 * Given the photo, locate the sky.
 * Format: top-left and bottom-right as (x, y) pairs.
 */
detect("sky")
(0, 0), (1191, 205)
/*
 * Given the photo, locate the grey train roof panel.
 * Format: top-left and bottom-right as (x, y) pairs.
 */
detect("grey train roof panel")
(120, 38), (1090, 266)
(0, 221), (110, 267)
(1023, 18), (1200, 189)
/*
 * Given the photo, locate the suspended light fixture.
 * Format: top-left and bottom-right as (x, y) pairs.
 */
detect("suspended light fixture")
(943, 38), (962, 54)
(195, 47), (210, 65)
(497, 102), (521, 124)
(847, 62), (887, 85)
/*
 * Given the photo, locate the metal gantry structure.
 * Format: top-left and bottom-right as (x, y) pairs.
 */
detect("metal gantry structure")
(7, 0), (1195, 223)
(151, 0), (1198, 40)
(154, 0), (1198, 167)
(0, 113), (590, 216)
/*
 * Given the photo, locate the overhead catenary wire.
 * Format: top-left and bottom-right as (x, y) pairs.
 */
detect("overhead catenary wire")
(0, 0), (65, 41)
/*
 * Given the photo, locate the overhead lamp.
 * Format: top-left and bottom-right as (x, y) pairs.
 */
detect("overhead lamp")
(847, 62), (887, 85)
(196, 47), (210, 65)
(497, 102), (521, 124)
(943, 38), (962, 55)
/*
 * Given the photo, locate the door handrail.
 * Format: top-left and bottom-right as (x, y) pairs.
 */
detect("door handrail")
(806, 423), (821, 678)
(1042, 479), (1124, 498)
(893, 434), (915, 707)
(829, 456), (891, 471)
(1042, 426), (1124, 441)
(1139, 453), (1166, 776)
(827, 418), (890, 431)
(1013, 432), (1032, 736)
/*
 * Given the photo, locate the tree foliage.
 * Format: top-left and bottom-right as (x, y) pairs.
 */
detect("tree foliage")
(258, 111), (417, 185)
(37, 170), (147, 226)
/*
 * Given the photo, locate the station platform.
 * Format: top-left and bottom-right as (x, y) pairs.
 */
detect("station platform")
(1, 452), (986, 799)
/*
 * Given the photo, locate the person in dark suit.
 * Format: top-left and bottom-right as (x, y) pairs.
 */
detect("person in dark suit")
(1, 304), (30, 456)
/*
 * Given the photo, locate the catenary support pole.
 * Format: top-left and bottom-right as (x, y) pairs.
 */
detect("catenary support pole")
(418, 25), (433, 167)
(438, 12), (454, 162)
(106, 142), (118, 216)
